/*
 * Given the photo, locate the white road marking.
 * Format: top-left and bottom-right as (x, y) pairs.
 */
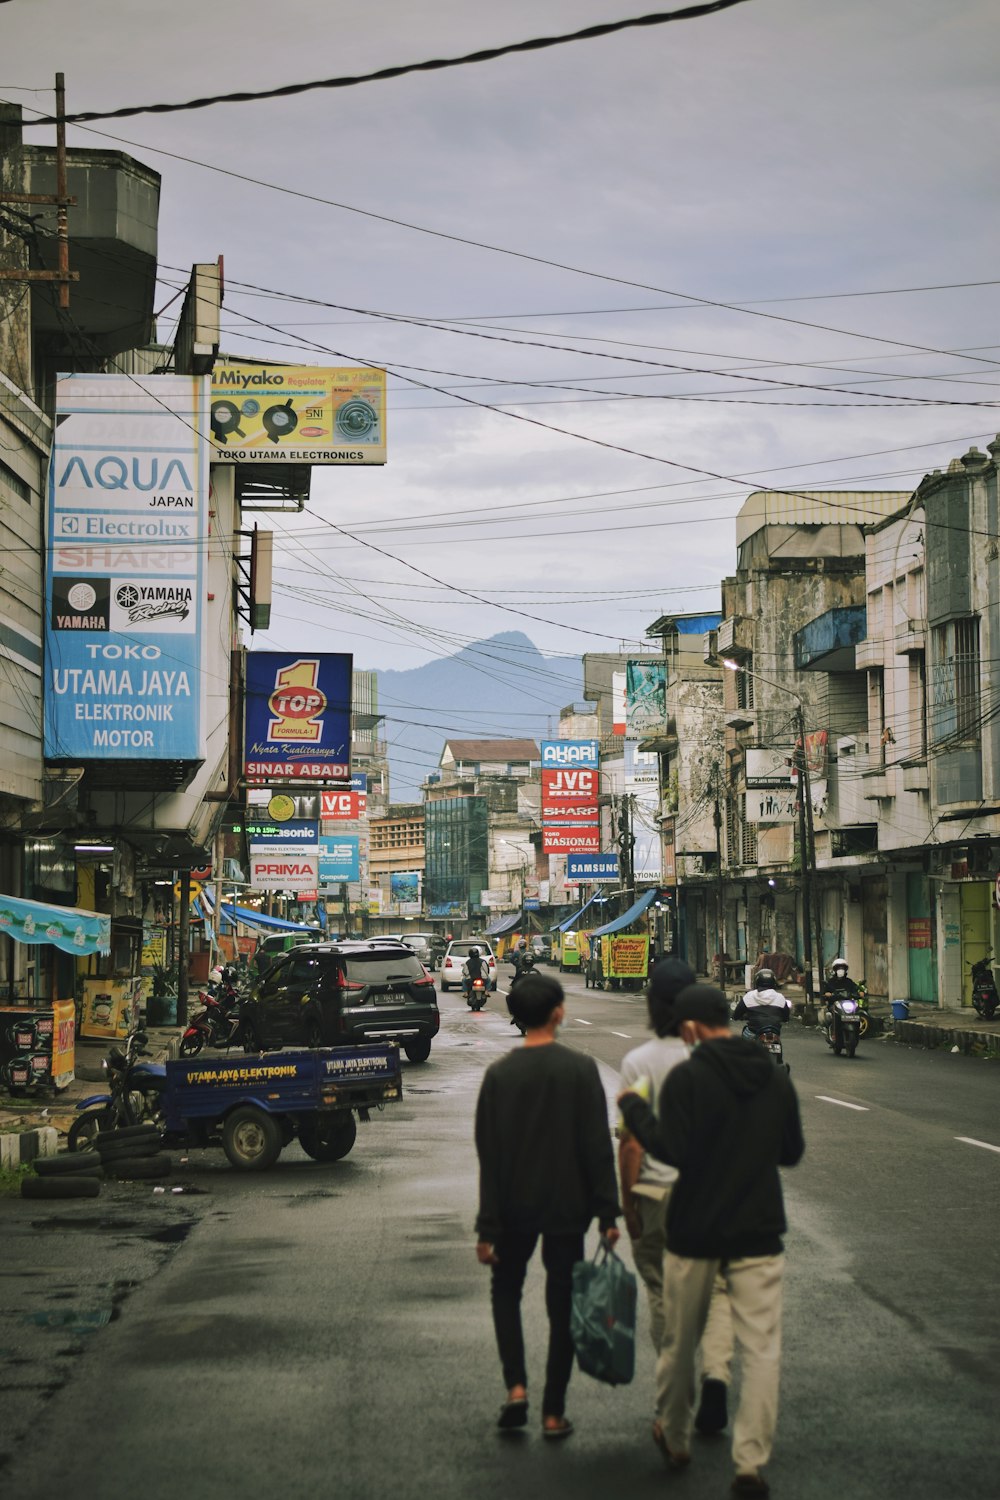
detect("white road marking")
(575, 1018), (593, 1026)
(815, 1095), (869, 1112)
(611, 1031), (631, 1039)
(956, 1136), (1000, 1155)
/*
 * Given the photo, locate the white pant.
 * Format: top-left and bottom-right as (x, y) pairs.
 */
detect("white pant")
(633, 1195), (733, 1380)
(656, 1252), (784, 1473)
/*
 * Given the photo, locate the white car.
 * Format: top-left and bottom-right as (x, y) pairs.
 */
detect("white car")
(440, 938), (498, 992)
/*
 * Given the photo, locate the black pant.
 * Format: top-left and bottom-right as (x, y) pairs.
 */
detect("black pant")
(490, 1230), (584, 1418)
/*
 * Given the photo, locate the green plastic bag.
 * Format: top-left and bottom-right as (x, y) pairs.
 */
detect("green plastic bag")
(570, 1240), (637, 1386)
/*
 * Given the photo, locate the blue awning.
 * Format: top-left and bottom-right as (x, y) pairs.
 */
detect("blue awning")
(221, 903), (318, 934)
(588, 887), (658, 937)
(0, 894), (111, 956)
(555, 892), (601, 932)
(485, 911), (523, 937)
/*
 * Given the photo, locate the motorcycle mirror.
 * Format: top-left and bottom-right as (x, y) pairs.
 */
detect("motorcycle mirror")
(133, 1030), (148, 1046)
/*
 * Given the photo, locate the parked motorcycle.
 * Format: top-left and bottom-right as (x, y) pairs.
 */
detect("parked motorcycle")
(823, 987), (863, 1057)
(68, 1028), (167, 1149)
(970, 953), (999, 1020)
(180, 967), (254, 1056)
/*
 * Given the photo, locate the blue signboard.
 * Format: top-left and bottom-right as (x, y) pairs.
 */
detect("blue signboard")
(350, 773), (367, 793)
(567, 854), (620, 883)
(541, 739), (599, 769)
(245, 651), (352, 785)
(44, 374), (209, 762)
(245, 819), (319, 846)
(319, 834), (360, 884)
(523, 898), (541, 910)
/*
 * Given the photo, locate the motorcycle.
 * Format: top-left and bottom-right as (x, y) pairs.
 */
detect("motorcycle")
(180, 968), (254, 1056)
(970, 953), (999, 1019)
(68, 1028), (167, 1149)
(823, 986), (863, 1057)
(466, 974), (488, 1012)
(740, 1007), (788, 1069)
(511, 950), (536, 982)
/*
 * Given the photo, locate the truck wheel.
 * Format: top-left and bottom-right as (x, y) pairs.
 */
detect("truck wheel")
(299, 1112), (357, 1162)
(403, 1039), (431, 1063)
(222, 1106), (282, 1170)
(67, 1109), (113, 1152)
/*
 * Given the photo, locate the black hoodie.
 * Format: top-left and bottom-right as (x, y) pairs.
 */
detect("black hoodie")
(619, 1037), (804, 1259)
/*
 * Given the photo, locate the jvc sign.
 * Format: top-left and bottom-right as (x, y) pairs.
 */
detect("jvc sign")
(541, 739), (599, 769)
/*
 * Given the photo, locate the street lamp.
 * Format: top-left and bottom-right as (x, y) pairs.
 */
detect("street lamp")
(721, 658), (820, 1022)
(500, 839), (533, 907)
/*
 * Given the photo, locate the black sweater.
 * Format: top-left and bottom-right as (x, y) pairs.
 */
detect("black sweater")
(619, 1038), (804, 1259)
(475, 1043), (621, 1240)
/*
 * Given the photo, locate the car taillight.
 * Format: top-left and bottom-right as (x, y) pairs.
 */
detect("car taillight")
(413, 974), (435, 988)
(333, 975), (365, 991)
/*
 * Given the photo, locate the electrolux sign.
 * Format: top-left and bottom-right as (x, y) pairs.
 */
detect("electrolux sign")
(245, 652), (352, 784)
(43, 374), (209, 762)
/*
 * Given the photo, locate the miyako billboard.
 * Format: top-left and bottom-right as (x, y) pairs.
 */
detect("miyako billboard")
(209, 365), (385, 465)
(44, 374), (209, 762)
(245, 653), (352, 784)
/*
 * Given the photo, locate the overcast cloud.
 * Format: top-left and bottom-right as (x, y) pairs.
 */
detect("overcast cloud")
(5, 0), (1000, 685)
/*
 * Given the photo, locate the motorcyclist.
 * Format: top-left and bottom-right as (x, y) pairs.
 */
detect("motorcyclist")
(510, 938), (530, 978)
(822, 957), (860, 1012)
(733, 966), (792, 1039)
(463, 946), (485, 1002)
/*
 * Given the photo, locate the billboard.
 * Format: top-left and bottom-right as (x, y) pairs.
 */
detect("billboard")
(745, 747), (793, 789)
(245, 652), (352, 784)
(566, 854), (620, 883)
(320, 789), (367, 820)
(543, 827), (601, 854)
(44, 374), (209, 762)
(319, 834), (360, 884)
(390, 871), (421, 913)
(209, 364), (385, 465)
(541, 739), (599, 769)
(249, 852), (319, 891)
(541, 766), (599, 824)
(246, 818), (319, 846)
(625, 659), (667, 739)
(746, 788), (797, 824)
(612, 672), (627, 735)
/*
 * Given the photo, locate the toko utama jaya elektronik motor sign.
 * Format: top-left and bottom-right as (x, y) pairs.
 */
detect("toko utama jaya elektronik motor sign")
(244, 652), (352, 785)
(44, 375), (209, 762)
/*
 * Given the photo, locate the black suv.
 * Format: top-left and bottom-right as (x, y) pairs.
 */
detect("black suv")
(248, 939), (440, 1062)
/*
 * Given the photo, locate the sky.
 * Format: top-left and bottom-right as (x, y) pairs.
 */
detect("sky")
(5, 0), (1000, 702)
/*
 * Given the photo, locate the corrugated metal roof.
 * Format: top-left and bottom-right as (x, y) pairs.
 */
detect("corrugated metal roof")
(736, 491), (911, 546)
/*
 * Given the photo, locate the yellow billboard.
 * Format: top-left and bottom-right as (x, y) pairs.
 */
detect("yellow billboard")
(209, 364), (385, 465)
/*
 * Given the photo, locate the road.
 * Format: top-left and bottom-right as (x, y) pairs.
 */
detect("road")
(1, 965), (996, 1499)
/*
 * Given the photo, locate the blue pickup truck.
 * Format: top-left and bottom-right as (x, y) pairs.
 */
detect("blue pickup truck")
(160, 1042), (402, 1170)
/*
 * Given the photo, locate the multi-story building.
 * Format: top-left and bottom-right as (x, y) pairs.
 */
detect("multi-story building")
(368, 803), (425, 921)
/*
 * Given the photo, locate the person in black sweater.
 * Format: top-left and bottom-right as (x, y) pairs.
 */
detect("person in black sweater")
(475, 972), (620, 1439)
(618, 984), (804, 1498)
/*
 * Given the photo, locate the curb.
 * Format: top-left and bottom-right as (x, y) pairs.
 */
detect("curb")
(893, 1019), (1000, 1055)
(0, 1125), (58, 1171)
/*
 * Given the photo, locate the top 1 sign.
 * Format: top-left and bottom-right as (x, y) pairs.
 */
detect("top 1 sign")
(245, 652), (352, 785)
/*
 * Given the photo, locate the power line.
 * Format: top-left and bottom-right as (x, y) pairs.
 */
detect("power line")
(26, 4), (755, 125)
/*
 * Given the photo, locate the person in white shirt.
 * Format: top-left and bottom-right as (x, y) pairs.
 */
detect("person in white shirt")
(618, 958), (733, 1435)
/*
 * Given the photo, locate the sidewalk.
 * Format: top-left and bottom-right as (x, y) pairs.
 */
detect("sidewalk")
(0, 1025), (182, 1169)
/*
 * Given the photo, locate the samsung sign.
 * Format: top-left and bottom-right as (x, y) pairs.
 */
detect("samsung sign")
(567, 854), (620, 883)
(541, 739), (599, 769)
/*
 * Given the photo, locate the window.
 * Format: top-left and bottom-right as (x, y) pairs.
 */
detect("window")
(0, 457), (30, 504)
(930, 617), (980, 744)
(736, 657), (754, 711)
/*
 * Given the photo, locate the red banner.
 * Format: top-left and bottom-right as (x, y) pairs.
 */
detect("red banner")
(543, 826), (601, 854)
(320, 789), (367, 820)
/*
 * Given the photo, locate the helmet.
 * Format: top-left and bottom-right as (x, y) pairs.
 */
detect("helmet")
(208, 966), (224, 985)
(755, 968), (776, 989)
(831, 957), (849, 974)
(469, 946), (480, 958)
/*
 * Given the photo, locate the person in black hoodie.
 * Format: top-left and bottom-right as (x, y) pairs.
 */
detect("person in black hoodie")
(618, 984), (804, 1498)
(475, 972), (620, 1439)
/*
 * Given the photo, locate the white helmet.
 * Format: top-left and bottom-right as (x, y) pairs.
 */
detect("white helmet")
(209, 966), (224, 985)
(831, 957), (849, 973)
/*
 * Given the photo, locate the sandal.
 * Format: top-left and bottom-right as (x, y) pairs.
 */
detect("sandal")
(542, 1417), (574, 1440)
(497, 1396), (528, 1431)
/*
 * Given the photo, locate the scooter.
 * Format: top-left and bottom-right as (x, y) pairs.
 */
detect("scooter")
(180, 988), (255, 1056)
(68, 1028), (167, 1149)
(970, 953), (999, 1019)
(824, 989), (863, 1057)
(466, 975), (488, 1012)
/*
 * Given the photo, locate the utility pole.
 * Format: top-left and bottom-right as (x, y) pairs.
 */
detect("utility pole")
(617, 793), (636, 913)
(177, 870), (191, 1027)
(795, 708), (818, 1024)
(712, 763), (724, 979)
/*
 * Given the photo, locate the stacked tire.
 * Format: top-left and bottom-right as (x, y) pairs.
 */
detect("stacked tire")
(22, 1123), (172, 1198)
